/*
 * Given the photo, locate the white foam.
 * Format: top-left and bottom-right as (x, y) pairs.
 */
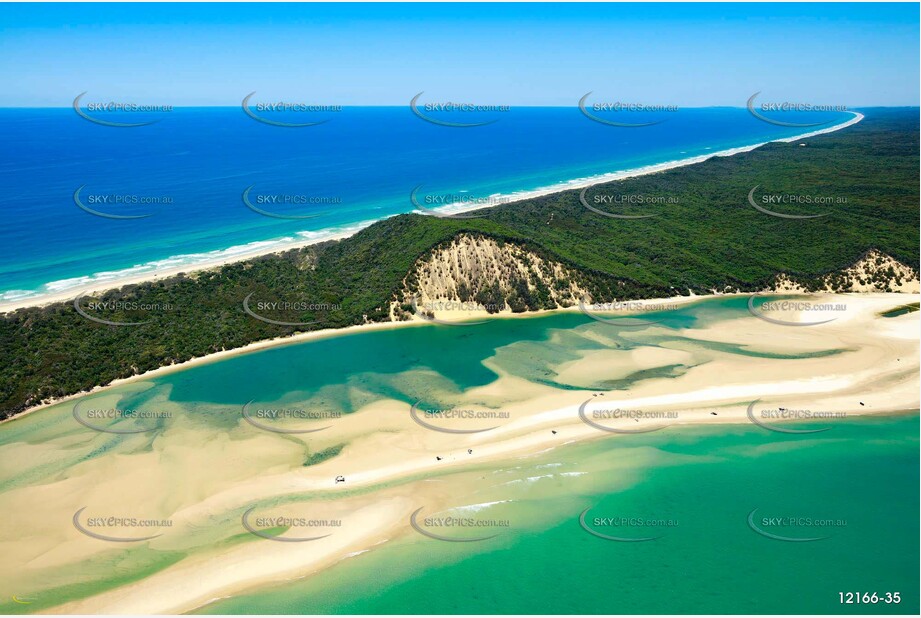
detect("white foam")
(5, 220), (378, 305)
(4, 112), (863, 309)
(414, 112), (864, 219)
(450, 499), (513, 514)
(342, 549), (370, 559)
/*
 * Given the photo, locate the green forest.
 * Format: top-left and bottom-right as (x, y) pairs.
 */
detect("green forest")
(1, 109), (918, 419)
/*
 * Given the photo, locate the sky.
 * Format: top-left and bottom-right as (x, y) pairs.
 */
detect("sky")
(1, 2), (918, 107)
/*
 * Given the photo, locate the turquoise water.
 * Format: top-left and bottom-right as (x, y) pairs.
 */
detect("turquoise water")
(154, 296), (737, 407)
(1, 296), (916, 614)
(0, 295), (852, 485)
(197, 415), (919, 615)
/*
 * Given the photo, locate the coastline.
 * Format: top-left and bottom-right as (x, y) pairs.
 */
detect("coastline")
(0, 111), (864, 314)
(0, 293), (706, 426)
(28, 291), (918, 615)
(1, 285), (909, 426)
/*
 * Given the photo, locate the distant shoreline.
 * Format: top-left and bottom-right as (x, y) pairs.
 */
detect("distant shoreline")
(0, 112), (863, 314)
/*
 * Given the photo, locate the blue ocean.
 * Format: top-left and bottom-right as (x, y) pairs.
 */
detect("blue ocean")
(0, 105), (853, 301)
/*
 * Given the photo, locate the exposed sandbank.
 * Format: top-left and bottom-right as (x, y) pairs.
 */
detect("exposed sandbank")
(4, 291), (912, 615)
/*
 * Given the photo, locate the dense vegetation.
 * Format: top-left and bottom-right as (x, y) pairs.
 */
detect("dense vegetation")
(1, 109), (918, 418)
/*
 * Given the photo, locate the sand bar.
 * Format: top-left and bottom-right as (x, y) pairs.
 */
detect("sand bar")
(4, 292), (911, 614)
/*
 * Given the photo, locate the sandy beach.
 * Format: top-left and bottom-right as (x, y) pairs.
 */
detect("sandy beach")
(0, 291), (709, 425)
(0, 282), (887, 425)
(4, 3), (919, 613)
(1, 291), (913, 615)
(0, 112), (863, 315)
(0, 318), (432, 426)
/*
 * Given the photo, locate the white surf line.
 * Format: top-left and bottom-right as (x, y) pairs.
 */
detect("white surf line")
(1, 112), (864, 313)
(420, 111), (864, 217)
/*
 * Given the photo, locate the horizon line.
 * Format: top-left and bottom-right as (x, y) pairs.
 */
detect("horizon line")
(1, 104), (917, 110)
